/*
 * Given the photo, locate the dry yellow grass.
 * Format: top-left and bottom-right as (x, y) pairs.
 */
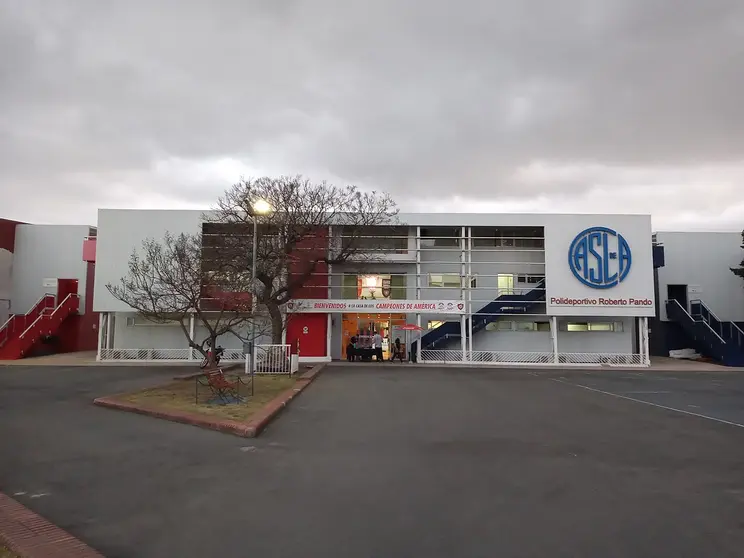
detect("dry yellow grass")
(0, 545), (19, 558)
(114, 374), (296, 422)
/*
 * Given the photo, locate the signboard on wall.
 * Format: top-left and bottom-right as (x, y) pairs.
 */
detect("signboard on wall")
(287, 299), (465, 314)
(42, 278), (57, 288)
(545, 216), (656, 317)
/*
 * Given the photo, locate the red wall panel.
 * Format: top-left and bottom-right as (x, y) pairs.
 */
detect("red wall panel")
(0, 219), (23, 253)
(288, 228), (329, 299)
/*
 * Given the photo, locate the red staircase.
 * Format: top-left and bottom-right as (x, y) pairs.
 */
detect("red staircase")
(0, 294), (80, 360)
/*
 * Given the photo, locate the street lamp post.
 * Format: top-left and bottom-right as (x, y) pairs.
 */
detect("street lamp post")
(248, 200), (271, 374)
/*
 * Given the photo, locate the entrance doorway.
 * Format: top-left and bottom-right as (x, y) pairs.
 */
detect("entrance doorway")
(342, 313), (406, 360)
(667, 284), (688, 312)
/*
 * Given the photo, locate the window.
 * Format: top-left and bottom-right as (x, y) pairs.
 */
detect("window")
(517, 275), (545, 284)
(421, 227), (460, 247)
(486, 321), (514, 331)
(126, 316), (180, 327)
(340, 226), (409, 253)
(428, 273), (461, 288)
(506, 321), (551, 332)
(564, 322), (623, 332)
(428, 320), (445, 330)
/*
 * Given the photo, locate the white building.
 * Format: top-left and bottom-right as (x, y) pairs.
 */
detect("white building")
(0, 218), (98, 359)
(93, 209), (656, 366)
(651, 231), (744, 366)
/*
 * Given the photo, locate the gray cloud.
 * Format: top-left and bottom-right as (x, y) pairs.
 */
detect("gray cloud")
(1, 0), (744, 228)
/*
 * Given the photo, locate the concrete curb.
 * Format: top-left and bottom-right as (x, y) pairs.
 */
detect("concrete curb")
(0, 492), (104, 557)
(94, 363), (326, 438)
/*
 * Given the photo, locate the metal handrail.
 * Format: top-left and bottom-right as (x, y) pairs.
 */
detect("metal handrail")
(0, 293), (54, 335)
(51, 293), (79, 317)
(19, 294), (79, 340)
(689, 298), (744, 346)
(668, 299), (726, 344)
(0, 314), (14, 333)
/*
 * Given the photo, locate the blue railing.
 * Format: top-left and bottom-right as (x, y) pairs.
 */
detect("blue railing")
(690, 299), (744, 351)
(412, 280), (546, 355)
(666, 299), (744, 366)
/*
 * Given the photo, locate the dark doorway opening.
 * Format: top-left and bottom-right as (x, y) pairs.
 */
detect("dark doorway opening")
(667, 284), (688, 312)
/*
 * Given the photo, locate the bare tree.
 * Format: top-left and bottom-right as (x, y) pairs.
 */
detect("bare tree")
(210, 176), (399, 342)
(106, 232), (262, 365)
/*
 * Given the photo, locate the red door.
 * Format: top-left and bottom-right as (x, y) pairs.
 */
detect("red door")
(56, 279), (79, 305)
(286, 313), (327, 357)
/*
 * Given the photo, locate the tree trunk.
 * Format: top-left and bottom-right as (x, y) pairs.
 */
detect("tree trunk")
(207, 335), (218, 368)
(267, 302), (283, 344)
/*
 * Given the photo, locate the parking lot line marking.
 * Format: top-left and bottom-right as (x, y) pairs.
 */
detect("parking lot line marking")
(550, 378), (744, 429)
(620, 391), (671, 394)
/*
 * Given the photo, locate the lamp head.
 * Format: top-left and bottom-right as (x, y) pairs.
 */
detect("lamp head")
(253, 199), (272, 214)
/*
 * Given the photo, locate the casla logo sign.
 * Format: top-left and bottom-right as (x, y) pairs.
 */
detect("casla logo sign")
(568, 227), (632, 289)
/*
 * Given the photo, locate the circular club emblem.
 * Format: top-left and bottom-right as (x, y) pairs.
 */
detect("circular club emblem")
(568, 227), (632, 289)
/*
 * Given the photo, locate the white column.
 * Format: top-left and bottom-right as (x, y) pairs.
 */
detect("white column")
(96, 312), (105, 361)
(461, 226), (466, 361)
(551, 316), (559, 364)
(328, 250), (333, 359)
(416, 226), (422, 362)
(642, 317), (650, 365)
(467, 226), (473, 361)
(188, 313), (195, 360)
(326, 314), (332, 358)
(106, 312), (113, 349)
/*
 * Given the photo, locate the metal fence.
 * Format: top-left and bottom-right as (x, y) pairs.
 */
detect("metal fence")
(420, 349), (646, 367)
(99, 348), (192, 361)
(252, 344), (293, 375)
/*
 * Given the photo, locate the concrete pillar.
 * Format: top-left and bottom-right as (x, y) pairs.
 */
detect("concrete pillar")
(551, 316), (559, 364)
(96, 312), (105, 361)
(188, 314), (195, 360)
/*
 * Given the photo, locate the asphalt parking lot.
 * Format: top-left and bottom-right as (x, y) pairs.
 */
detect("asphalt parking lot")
(539, 367), (744, 427)
(1, 364), (744, 557)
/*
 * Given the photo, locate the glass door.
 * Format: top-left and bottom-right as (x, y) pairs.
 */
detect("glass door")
(497, 274), (514, 296)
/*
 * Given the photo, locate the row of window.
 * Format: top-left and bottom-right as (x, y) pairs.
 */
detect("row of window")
(484, 321), (625, 332)
(427, 274), (544, 288)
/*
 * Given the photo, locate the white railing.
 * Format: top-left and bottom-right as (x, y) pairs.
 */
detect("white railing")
(253, 344), (293, 375)
(420, 350), (465, 363)
(470, 351), (554, 364)
(420, 349), (647, 367)
(100, 348), (248, 362)
(189, 348), (244, 361)
(557, 353), (645, 366)
(100, 348), (192, 361)
(100, 345), (294, 373)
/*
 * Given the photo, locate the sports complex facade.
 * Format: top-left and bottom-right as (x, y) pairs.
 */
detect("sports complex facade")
(92, 210), (656, 367)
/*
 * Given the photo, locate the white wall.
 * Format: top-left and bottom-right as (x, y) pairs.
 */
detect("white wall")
(111, 313), (273, 350)
(0, 249), (11, 324)
(113, 313), (188, 350)
(11, 225), (90, 314)
(656, 231), (744, 322)
(94, 209), (203, 312)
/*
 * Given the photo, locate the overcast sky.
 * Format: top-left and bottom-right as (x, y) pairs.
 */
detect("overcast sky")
(2, 0), (743, 230)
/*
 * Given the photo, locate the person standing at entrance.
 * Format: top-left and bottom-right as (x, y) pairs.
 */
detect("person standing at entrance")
(372, 331), (383, 361)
